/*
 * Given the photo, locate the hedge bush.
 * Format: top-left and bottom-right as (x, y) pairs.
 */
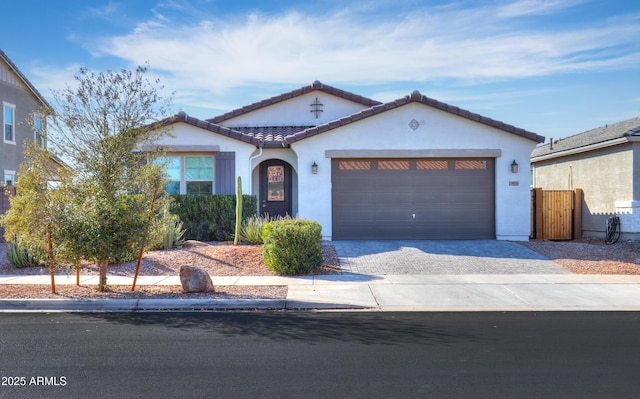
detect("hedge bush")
(262, 219), (322, 275)
(169, 194), (257, 242)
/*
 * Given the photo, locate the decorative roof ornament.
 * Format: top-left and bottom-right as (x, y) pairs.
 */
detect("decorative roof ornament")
(310, 97), (324, 119)
(409, 118), (420, 131)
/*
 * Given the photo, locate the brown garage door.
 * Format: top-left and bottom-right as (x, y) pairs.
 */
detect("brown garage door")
(332, 158), (495, 239)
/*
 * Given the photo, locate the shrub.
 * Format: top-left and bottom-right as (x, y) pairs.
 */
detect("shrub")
(262, 219), (322, 275)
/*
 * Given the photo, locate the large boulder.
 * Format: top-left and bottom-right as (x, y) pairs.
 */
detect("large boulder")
(179, 265), (214, 293)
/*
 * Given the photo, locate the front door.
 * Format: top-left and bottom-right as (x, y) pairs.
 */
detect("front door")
(260, 160), (292, 218)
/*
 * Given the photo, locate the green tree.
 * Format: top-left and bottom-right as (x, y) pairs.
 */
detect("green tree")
(45, 65), (172, 291)
(1, 143), (71, 293)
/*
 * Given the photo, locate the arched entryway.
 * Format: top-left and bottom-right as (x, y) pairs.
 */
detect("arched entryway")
(259, 159), (293, 218)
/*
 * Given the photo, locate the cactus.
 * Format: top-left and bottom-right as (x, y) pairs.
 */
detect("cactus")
(234, 176), (242, 245)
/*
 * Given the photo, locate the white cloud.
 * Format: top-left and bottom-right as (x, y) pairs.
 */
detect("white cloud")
(28, 63), (85, 95)
(86, 1), (122, 18)
(102, 3), (636, 81)
(33, 1), (640, 117)
(496, 0), (584, 18)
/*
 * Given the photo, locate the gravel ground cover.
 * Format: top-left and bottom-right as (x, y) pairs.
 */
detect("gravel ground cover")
(518, 238), (640, 275)
(0, 242), (340, 299)
(1, 238), (638, 299)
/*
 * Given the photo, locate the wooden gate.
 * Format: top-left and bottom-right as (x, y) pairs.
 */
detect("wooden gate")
(531, 188), (582, 240)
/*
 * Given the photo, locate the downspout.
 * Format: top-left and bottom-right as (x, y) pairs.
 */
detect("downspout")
(248, 140), (264, 195)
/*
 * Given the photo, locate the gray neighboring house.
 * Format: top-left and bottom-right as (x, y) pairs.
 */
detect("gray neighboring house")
(0, 49), (52, 187)
(531, 117), (640, 240)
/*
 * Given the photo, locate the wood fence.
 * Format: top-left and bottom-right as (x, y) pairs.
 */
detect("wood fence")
(531, 188), (582, 240)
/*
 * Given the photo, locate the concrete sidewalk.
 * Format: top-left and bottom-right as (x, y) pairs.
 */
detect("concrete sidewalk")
(2, 273), (640, 312)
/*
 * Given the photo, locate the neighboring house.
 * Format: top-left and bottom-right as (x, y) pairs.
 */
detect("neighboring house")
(151, 81), (544, 240)
(0, 49), (52, 187)
(531, 117), (640, 240)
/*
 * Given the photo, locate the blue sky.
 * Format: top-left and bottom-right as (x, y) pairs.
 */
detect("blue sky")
(2, 0), (639, 140)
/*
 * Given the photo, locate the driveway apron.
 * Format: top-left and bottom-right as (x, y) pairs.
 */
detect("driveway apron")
(331, 240), (570, 275)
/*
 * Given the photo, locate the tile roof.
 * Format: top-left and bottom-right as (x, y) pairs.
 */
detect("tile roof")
(158, 87), (545, 148)
(531, 116), (640, 159)
(231, 126), (314, 143)
(154, 113), (306, 148)
(284, 90), (545, 144)
(207, 80), (381, 124)
(153, 112), (263, 146)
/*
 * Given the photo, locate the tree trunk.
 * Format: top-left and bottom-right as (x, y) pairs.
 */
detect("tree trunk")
(98, 258), (109, 292)
(47, 224), (56, 294)
(132, 185), (159, 292)
(76, 259), (81, 286)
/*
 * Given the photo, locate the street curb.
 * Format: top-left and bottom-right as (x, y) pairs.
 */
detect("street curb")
(3, 299), (640, 312)
(0, 298), (377, 312)
(0, 298), (289, 312)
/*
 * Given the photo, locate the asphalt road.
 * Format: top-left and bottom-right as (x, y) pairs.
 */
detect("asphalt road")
(1, 311), (639, 399)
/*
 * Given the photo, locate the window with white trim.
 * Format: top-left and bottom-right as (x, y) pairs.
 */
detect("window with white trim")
(185, 156), (213, 194)
(3, 102), (16, 144)
(34, 114), (45, 148)
(156, 155), (214, 194)
(162, 156), (181, 194)
(4, 170), (16, 186)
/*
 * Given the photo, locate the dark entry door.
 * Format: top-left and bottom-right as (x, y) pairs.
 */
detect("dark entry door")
(260, 160), (292, 218)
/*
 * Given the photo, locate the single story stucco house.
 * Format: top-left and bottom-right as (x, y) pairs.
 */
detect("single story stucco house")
(150, 81), (544, 241)
(531, 117), (640, 240)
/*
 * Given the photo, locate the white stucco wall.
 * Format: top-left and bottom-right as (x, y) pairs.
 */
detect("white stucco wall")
(219, 92), (370, 127)
(156, 123), (257, 193)
(156, 103), (539, 242)
(291, 103), (538, 241)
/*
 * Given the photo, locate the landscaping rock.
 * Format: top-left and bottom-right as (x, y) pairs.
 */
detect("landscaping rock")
(182, 240), (209, 248)
(179, 265), (214, 293)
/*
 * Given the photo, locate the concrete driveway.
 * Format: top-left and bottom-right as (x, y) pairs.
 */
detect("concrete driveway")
(331, 240), (571, 275)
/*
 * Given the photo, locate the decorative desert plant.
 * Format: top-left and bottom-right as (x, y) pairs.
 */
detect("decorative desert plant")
(162, 220), (185, 250)
(147, 203), (186, 251)
(240, 214), (267, 245)
(7, 239), (43, 268)
(234, 176), (242, 245)
(240, 214), (295, 245)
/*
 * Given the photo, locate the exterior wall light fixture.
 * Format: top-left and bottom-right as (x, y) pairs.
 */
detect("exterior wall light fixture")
(511, 160), (519, 174)
(312, 161), (318, 174)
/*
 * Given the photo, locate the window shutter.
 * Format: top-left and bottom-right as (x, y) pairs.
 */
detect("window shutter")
(215, 152), (235, 194)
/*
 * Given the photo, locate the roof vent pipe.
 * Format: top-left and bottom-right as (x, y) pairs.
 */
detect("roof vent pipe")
(549, 137), (553, 150)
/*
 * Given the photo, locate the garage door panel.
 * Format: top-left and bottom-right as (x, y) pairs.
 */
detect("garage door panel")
(332, 158), (495, 240)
